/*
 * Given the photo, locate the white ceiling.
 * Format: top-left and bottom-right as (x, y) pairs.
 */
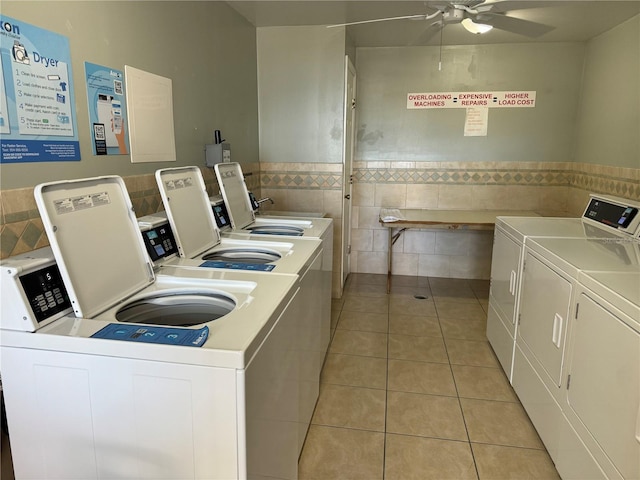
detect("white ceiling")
(226, 1), (640, 47)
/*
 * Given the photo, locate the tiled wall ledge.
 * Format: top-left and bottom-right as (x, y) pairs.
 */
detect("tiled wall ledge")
(0, 163), (260, 259)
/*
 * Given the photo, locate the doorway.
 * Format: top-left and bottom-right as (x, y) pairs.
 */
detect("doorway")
(341, 56), (356, 290)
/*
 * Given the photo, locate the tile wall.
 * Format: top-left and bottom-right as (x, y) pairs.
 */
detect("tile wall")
(0, 163), (260, 259)
(1, 160), (638, 290)
(350, 161), (639, 280)
(258, 162), (345, 298)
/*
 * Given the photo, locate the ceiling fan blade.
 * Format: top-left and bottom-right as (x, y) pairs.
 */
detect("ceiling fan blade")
(475, 0), (571, 14)
(411, 21), (444, 46)
(475, 13), (555, 37)
(327, 14), (426, 28)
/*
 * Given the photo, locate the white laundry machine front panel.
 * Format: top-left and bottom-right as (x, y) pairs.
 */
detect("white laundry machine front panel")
(564, 291), (639, 480)
(518, 250), (573, 388)
(487, 226), (523, 378)
(2, 346), (240, 480)
(555, 271), (640, 480)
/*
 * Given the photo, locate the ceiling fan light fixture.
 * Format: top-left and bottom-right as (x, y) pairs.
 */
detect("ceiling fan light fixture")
(461, 18), (493, 34)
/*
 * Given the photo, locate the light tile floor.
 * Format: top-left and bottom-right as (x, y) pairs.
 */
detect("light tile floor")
(298, 273), (561, 480)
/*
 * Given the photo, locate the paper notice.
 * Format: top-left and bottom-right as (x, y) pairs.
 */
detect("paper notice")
(464, 107), (489, 136)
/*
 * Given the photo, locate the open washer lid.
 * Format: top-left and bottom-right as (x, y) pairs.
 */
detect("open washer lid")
(34, 176), (154, 319)
(214, 162), (256, 230)
(156, 167), (222, 258)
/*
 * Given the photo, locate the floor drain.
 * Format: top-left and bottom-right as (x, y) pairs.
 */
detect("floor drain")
(414, 295), (428, 300)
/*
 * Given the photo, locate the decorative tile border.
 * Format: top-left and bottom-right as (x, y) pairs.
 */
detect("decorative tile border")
(352, 161), (640, 201)
(570, 163), (640, 200)
(354, 167), (571, 186)
(260, 171), (343, 190)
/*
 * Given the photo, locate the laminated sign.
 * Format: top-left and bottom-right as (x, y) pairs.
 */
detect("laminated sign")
(0, 16), (80, 162)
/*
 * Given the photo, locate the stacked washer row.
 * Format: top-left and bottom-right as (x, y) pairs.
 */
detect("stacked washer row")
(0, 165), (333, 480)
(487, 194), (640, 480)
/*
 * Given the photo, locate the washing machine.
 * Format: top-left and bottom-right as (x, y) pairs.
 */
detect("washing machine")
(151, 167), (321, 276)
(511, 233), (639, 476)
(1, 175), (306, 479)
(487, 194), (640, 381)
(154, 166), (324, 454)
(213, 163), (332, 241)
(211, 192), (333, 352)
(213, 163), (333, 377)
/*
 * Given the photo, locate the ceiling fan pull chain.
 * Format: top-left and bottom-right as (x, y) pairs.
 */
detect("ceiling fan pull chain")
(439, 24), (444, 71)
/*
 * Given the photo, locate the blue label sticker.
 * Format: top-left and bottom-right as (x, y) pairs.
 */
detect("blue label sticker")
(198, 261), (276, 271)
(91, 324), (209, 347)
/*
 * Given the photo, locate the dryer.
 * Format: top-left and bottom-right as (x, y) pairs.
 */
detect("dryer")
(512, 235), (639, 476)
(487, 194), (640, 381)
(1, 175), (305, 479)
(154, 166), (324, 454)
(555, 271), (639, 480)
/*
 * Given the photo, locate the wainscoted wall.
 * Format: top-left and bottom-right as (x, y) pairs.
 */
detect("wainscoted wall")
(258, 162), (344, 297)
(1, 161), (637, 291)
(350, 161), (639, 279)
(0, 163), (260, 259)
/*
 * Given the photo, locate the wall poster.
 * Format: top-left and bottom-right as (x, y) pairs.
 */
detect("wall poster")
(0, 16), (80, 163)
(85, 62), (129, 155)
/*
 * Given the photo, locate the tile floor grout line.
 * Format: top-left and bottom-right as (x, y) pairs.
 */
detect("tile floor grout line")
(381, 287), (390, 480)
(437, 278), (483, 480)
(468, 440), (549, 451)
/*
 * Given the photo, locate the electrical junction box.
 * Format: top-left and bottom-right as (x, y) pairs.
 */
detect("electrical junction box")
(205, 143), (231, 167)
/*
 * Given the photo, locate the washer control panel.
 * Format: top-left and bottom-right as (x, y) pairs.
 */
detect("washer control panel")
(141, 221), (179, 262)
(0, 248), (73, 331)
(211, 199), (231, 230)
(20, 265), (71, 322)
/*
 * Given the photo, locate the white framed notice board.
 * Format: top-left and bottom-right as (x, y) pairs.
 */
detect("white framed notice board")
(124, 66), (176, 163)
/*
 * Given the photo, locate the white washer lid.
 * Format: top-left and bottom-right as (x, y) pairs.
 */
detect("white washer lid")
(214, 162), (255, 230)
(156, 167), (222, 258)
(34, 176), (154, 319)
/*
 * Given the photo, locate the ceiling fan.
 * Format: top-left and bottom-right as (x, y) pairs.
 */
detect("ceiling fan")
(328, 1), (556, 43)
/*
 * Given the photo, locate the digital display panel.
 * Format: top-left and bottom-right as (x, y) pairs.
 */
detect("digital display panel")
(19, 265), (72, 323)
(141, 222), (178, 261)
(212, 203), (230, 228)
(584, 199), (638, 229)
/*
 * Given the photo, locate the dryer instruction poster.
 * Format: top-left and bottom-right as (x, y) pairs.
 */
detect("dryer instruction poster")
(0, 16), (80, 163)
(85, 62), (129, 155)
